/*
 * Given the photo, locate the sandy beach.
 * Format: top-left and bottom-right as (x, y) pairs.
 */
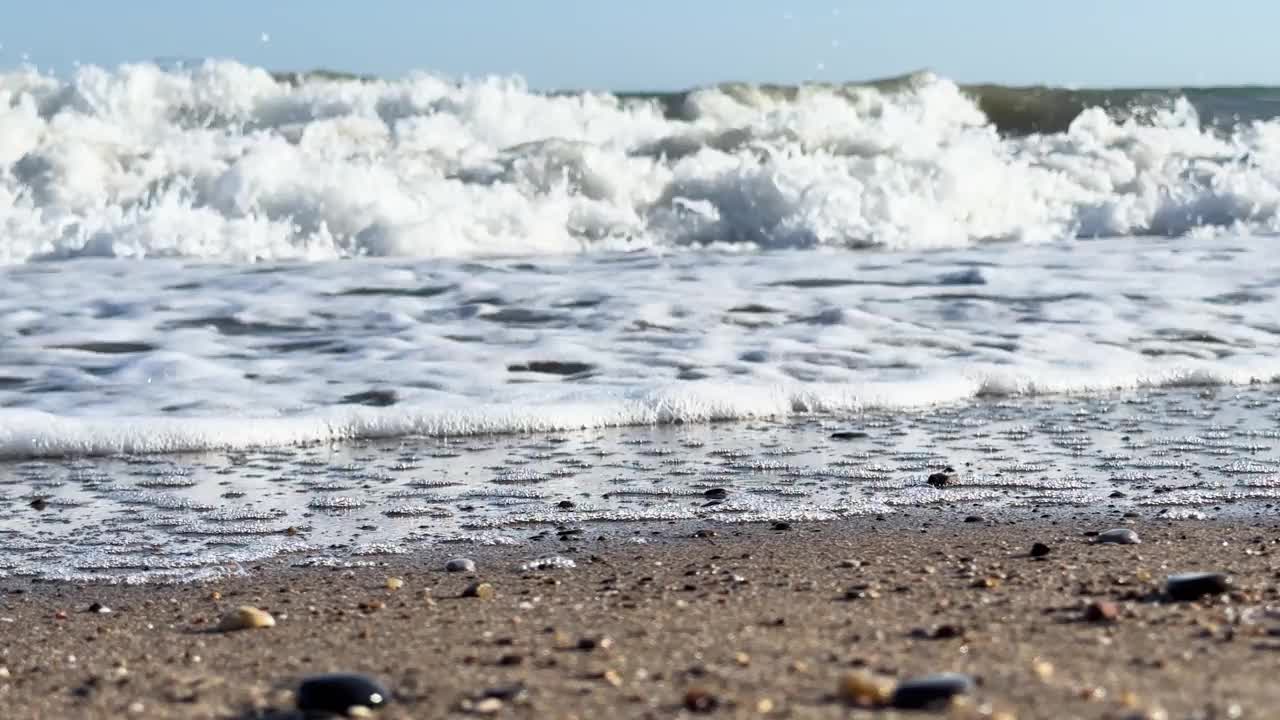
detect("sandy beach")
(2, 516), (1276, 719)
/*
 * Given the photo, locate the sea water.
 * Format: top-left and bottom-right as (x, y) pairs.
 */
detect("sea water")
(2, 62), (1279, 580)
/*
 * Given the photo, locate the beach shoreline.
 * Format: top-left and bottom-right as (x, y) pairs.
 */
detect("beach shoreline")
(3, 516), (1276, 719)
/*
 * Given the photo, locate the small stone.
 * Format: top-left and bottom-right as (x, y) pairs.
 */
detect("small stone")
(684, 687), (720, 713)
(29, 498), (48, 511)
(926, 471), (955, 487)
(556, 500), (576, 509)
(1029, 542), (1052, 558)
(830, 430), (869, 440)
(1095, 528), (1140, 545)
(890, 673), (975, 709)
(1084, 600), (1120, 622)
(963, 515), (984, 523)
(446, 557), (477, 573)
(297, 673), (389, 714)
(1031, 659), (1054, 681)
(703, 488), (728, 500)
(87, 602), (111, 614)
(838, 671), (894, 707)
(932, 624), (965, 639)
(576, 636), (612, 651)
(771, 522), (792, 531)
(1166, 572), (1231, 601)
(462, 582), (496, 600)
(385, 577), (404, 591)
(473, 697), (504, 714)
(217, 606), (275, 632)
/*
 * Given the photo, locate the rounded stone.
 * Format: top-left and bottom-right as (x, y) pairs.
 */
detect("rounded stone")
(1166, 572), (1231, 601)
(297, 673), (389, 714)
(890, 672), (975, 709)
(217, 606), (275, 632)
(445, 557), (477, 573)
(1095, 528), (1140, 545)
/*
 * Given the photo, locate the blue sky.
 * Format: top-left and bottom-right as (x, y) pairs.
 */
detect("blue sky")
(4, 1), (1277, 89)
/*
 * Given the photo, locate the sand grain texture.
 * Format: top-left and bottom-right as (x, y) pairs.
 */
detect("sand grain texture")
(0, 520), (1275, 719)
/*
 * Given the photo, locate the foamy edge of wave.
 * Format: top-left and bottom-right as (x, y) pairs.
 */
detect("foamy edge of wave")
(0, 365), (1273, 459)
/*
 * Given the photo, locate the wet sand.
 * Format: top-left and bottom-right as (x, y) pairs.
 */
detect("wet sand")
(2, 517), (1277, 719)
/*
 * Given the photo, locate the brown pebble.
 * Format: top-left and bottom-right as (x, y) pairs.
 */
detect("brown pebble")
(838, 671), (893, 707)
(684, 687), (720, 713)
(1084, 600), (1120, 623)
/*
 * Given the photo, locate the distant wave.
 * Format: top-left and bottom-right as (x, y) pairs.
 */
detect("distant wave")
(273, 67), (1280, 136)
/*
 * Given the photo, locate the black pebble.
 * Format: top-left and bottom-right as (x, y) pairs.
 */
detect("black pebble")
(29, 498), (48, 511)
(1166, 572), (1231, 601)
(1029, 542), (1052, 558)
(829, 431), (869, 440)
(890, 673), (975, 709)
(296, 673), (390, 714)
(771, 522), (792, 531)
(703, 488), (728, 500)
(556, 500), (575, 509)
(926, 472), (953, 487)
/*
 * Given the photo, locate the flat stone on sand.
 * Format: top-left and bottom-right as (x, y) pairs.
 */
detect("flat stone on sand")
(1166, 572), (1231, 601)
(1095, 528), (1141, 545)
(446, 557), (477, 573)
(890, 672), (975, 709)
(216, 606), (275, 632)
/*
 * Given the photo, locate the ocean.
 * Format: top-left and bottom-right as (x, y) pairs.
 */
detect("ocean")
(2, 62), (1280, 581)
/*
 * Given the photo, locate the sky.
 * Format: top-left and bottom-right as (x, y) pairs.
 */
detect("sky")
(3, 1), (1278, 90)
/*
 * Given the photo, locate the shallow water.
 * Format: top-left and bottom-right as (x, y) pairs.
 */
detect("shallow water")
(4, 386), (1278, 582)
(3, 237), (1280, 457)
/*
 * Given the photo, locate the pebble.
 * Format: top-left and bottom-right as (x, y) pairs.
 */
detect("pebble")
(830, 430), (869, 440)
(1029, 542), (1052, 558)
(446, 557), (477, 573)
(703, 488), (728, 499)
(463, 582), (496, 600)
(296, 673), (389, 714)
(216, 606), (275, 632)
(385, 577), (404, 591)
(87, 602), (112, 614)
(683, 687), (720, 713)
(1166, 572), (1231, 601)
(838, 671), (894, 706)
(926, 468), (957, 487)
(890, 672), (975, 709)
(1095, 528), (1141, 545)
(1084, 600), (1120, 622)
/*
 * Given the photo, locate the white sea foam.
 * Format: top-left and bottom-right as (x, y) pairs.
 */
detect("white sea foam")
(4, 62), (1280, 263)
